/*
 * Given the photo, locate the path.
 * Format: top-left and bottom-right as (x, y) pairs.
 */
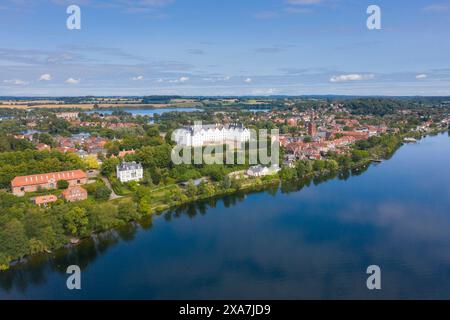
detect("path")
(101, 176), (122, 200)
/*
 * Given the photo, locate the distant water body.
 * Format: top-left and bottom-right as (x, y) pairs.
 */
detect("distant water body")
(1, 133), (449, 299)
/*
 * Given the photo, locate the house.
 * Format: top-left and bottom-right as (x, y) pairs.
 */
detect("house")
(247, 165), (280, 177)
(11, 170), (88, 196)
(118, 149), (136, 158)
(36, 143), (51, 151)
(117, 161), (143, 183)
(283, 154), (297, 168)
(56, 112), (79, 120)
(287, 118), (297, 126)
(179, 177), (208, 187)
(31, 195), (58, 206)
(62, 186), (88, 202)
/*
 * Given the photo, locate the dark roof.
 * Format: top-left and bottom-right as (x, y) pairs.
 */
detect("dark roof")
(117, 161), (143, 171)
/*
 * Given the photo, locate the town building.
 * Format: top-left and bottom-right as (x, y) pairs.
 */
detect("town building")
(118, 149), (136, 158)
(287, 118), (297, 126)
(31, 195), (58, 206)
(307, 122), (317, 137)
(173, 124), (251, 147)
(62, 186), (88, 202)
(11, 170), (88, 196)
(246, 165), (280, 177)
(36, 143), (51, 151)
(116, 161), (143, 183)
(56, 112), (79, 120)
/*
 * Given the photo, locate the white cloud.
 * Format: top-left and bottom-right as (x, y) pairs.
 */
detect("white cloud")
(416, 74), (427, 79)
(330, 74), (375, 83)
(202, 76), (231, 82)
(3, 79), (28, 85)
(132, 75), (145, 81)
(166, 76), (190, 83)
(39, 73), (52, 81)
(65, 77), (80, 84)
(251, 88), (278, 95)
(244, 77), (252, 83)
(423, 4), (450, 12)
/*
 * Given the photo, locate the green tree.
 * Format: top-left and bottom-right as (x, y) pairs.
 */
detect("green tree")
(221, 175), (232, 189)
(118, 199), (140, 222)
(94, 185), (112, 201)
(29, 238), (46, 255)
(57, 179), (69, 189)
(186, 181), (198, 198)
(63, 207), (89, 237)
(101, 157), (120, 175)
(0, 219), (29, 261)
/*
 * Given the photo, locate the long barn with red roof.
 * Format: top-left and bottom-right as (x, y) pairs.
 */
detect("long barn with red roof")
(11, 170), (87, 196)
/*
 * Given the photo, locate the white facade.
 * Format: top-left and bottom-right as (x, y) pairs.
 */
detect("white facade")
(246, 165), (280, 177)
(173, 124), (251, 147)
(116, 162), (143, 183)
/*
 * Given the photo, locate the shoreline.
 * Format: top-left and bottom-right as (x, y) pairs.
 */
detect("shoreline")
(1, 129), (447, 271)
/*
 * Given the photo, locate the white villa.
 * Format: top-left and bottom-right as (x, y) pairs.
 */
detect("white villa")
(246, 165), (281, 177)
(116, 161), (143, 183)
(173, 124), (251, 147)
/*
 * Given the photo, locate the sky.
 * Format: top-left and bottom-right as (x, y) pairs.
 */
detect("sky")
(0, 0), (450, 96)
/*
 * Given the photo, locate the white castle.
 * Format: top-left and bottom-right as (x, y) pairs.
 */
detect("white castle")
(173, 123), (251, 147)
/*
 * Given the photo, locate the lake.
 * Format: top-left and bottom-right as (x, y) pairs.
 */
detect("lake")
(1, 133), (449, 299)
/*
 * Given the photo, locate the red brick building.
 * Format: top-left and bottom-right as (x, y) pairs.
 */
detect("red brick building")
(62, 186), (88, 202)
(11, 170), (87, 196)
(31, 195), (58, 206)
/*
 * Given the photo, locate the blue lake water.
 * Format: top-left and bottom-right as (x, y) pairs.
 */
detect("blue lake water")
(1, 133), (449, 299)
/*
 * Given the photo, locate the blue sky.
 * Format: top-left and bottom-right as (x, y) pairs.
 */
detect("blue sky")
(1, 0), (450, 96)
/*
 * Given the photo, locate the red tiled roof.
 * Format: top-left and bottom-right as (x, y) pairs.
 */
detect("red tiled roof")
(62, 186), (88, 199)
(11, 170), (87, 188)
(118, 150), (135, 158)
(34, 195), (58, 205)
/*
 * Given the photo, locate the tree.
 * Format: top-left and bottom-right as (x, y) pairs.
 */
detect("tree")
(63, 207), (89, 237)
(89, 203), (120, 230)
(0, 253), (9, 270)
(0, 219), (29, 261)
(95, 185), (112, 201)
(351, 149), (370, 162)
(221, 175), (232, 189)
(198, 182), (215, 197)
(138, 198), (152, 215)
(146, 127), (160, 137)
(279, 167), (298, 180)
(84, 155), (100, 170)
(29, 238), (46, 255)
(57, 179), (69, 189)
(101, 157), (120, 175)
(186, 181), (198, 198)
(118, 199), (140, 221)
(230, 177), (242, 190)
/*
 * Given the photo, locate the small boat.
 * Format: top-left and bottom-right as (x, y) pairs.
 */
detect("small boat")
(404, 137), (417, 143)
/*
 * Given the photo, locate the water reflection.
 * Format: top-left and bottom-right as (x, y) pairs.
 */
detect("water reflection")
(0, 134), (449, 299)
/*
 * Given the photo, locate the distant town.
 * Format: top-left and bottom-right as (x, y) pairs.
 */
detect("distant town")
(0, 96), (449, 270)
